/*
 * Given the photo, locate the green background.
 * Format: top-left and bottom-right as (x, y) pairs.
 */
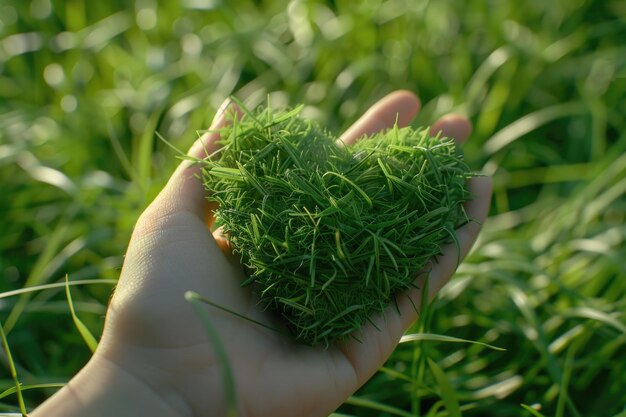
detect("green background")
(1, 0), (625, 415)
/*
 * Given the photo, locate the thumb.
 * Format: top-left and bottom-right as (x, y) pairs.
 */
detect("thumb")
(151, 99), (236, 221)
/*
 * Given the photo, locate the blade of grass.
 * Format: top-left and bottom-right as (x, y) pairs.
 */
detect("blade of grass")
(556, 341), (580, 417)
(65, 275), (98, 353)
(411, 276), (432, 415)
(400, 333), (506, 351)
(0, 279), (117, 299)
(0, 383), (65, 401)
(0, 322), (26, 416)
(425, 401), (480, 417)
(185, 291), (238, 417)
(3, 206), (80, 333)
(520, 404), (549, 417)
(427, 358), (462, 417)
(483, 102), (587, 156)
(563, 307), (626, 335)
(189, 293), (287, 335)
(465, 46), (513, 115)
(107, 120), (137, 182)
(133, 109), (162, 192)
(344, 396), (415, 417)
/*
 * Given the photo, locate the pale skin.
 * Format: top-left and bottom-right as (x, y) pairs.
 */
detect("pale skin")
(31, 90), (492, 417)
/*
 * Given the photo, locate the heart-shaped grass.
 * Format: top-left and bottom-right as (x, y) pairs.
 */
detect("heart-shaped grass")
(202, 104), (475, 346)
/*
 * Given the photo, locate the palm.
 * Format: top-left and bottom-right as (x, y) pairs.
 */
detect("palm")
(98, 91), (492, 417)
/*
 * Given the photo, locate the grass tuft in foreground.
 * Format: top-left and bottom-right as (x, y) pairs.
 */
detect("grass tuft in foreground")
(202, 103), (474, 346)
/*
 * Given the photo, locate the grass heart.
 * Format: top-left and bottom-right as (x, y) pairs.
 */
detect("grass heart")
(201, 103), (475, 346)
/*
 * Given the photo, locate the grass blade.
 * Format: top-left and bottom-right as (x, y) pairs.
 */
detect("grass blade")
(3, 209), (79, 333)
(520, 404), (549, 417)
(345, 396), (415, 417)
(0, 383), (65, 401)
(185, 291), (238, 417)
(564, 307), (626, 335)
(427, 358), (462, 417)
(483, 102), (587, 155)
(400, 332), (506, 351)
(65, 275), (98, 353)
(189, 293), (286, 335)
(0, 279), (117, 299)
(0, 322), (27, 416)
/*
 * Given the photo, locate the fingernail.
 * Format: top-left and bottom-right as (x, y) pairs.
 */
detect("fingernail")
(213, 98), (233, 125)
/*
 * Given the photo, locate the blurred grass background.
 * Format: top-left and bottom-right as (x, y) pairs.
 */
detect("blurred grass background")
(1, 0), (625, 415)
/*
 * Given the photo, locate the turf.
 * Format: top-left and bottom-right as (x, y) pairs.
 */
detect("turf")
(1, 0), (625, 415)
(202, 105), (473, 345)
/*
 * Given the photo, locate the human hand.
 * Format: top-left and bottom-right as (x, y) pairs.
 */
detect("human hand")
(32, 91), (491, 417)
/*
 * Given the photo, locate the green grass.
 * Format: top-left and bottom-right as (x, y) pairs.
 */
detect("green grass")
(1, 0), (625, 415)
(202, 104), (473, 346)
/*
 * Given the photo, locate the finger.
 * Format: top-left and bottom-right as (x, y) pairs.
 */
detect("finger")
(337, 175), (492, 386)
(339, 90), (420, 146)
(146, 99), (238, 223)
(430, 114), (472, 144)
(400, 175), (492, 324)
(212, 226), (232, 254)
(425, 176), (492, 297)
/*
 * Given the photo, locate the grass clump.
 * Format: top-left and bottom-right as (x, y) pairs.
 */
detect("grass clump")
(202, 104), (475, 346)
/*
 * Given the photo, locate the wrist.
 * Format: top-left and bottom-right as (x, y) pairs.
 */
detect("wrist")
(31, 352), (189, 417)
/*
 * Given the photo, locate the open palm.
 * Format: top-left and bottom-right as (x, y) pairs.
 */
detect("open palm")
(95, 91), (492, 417)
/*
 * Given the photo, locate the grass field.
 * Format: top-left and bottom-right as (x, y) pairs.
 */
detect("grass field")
(1, 0), (625, 415)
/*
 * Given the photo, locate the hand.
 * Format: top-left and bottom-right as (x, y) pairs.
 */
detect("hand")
(32, 91), (492, 417)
